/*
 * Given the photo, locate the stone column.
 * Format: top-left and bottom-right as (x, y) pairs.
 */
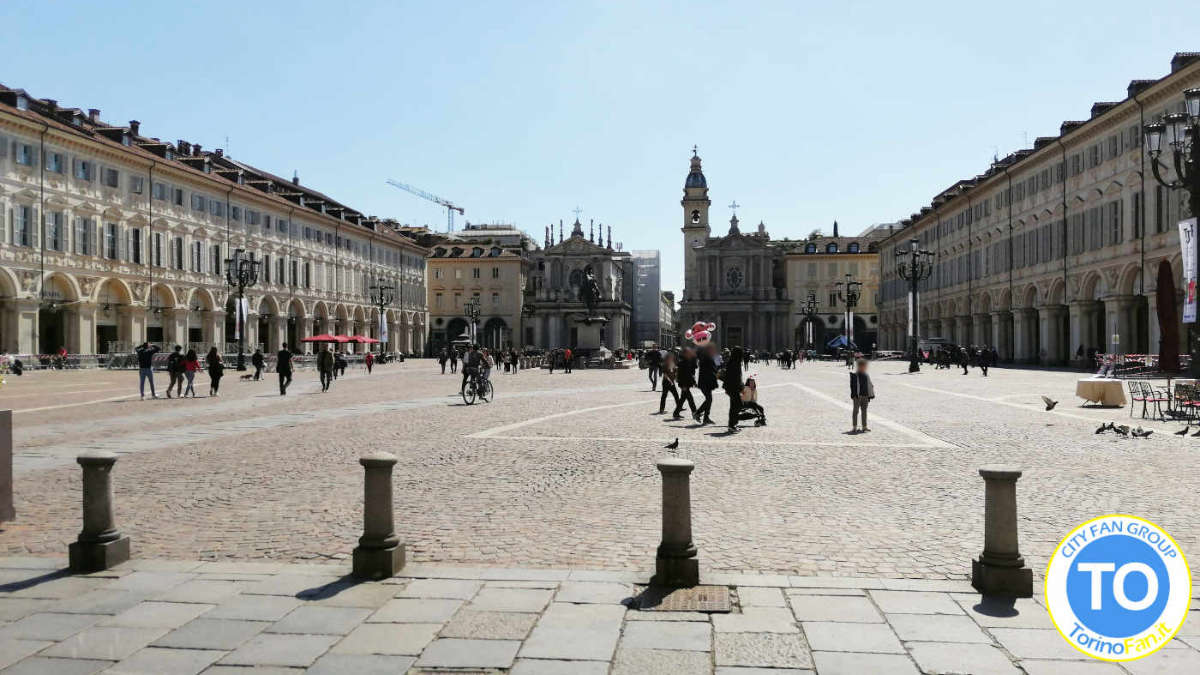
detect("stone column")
(652, 457), (699, 587)
(990, 312), (1003, 355)
(971, 465), (1032, 597)
(1148, 294), (1161, 355)
(1104, 295), (1135, 354)
(68, 451), (131, 573)
(0, 410), (12, 522)
(1068, 301), (1088, 363)
(971, 313), (984, 346)
(76, 303), (97, 354)
(352, 452), (405, 579)
(16, 299), (39, 354)
(1012, 309), (1030, 362)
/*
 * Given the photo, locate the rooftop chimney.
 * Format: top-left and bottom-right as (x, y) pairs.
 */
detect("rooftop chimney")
(214, 148), (223, 158)
(192, 143), (202, 156)
(177, 140), (190, 155)
(44, 99), (57, 113)
(88, 109), (101, 123)
(292, 171), (299, 185)
(128, 119), (139, 135)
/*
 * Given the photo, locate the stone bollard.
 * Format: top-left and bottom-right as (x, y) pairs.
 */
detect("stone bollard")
(971, 465), (1032, 597)
(352, 452), (405, 580)
(651, 457), (699, 587)
(0, 410), (13, 522)
(68, 451), (130, 573)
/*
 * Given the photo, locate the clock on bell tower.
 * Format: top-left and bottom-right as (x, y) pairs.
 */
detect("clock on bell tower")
(681, 146), (711, 295)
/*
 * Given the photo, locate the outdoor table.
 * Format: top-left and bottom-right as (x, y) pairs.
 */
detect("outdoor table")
(1075, 378), (1127, 407)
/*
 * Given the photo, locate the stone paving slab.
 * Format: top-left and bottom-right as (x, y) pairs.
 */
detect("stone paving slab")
(0, 557), (1197, 673)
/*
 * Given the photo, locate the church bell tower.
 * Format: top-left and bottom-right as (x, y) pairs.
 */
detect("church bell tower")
(681, 147), (710, 296)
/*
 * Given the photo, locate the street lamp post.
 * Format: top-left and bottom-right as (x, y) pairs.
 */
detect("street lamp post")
(464, 296), (481, 345)
(895, 237), (935, 373)
(369, 278), (395, 354)
(797, 292), (818, 350)
(224, 248), (260, 371)
(1144, 87), (1200, 375)
(521, 300), (537, 352)
(836, 273), (863, 351)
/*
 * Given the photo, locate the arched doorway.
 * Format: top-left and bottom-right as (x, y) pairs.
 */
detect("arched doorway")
(145, 284), (174, 346)
(38, 274), (78, 354)
(286, 299), (304, 351)
(94, 278), (132, 354)
(482, 317), (507, 350)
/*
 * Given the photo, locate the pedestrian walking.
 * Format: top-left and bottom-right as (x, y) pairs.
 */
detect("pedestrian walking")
(695, 343), (718, 425)
(251, 349), (265, 381)
(365, 351), (375, 374)
(645, 346), (661, 391)
(166, 345), (185, 399)
(449, 348), (458, 374)
(318, 346), (335, 392)
(205, 347), (225, 397)
(136, 342), (160, 399)
(438, 348), (448, 374)
(563, 347), (573, 373)
(673, 347), (698, 420)
(276, 345), (293, 395)
(849, 358), (875, 433)
(658, 351), (680, 414)
(979, 346), (992, 377)
(548, 348), (557, 374)
(723, 346), (744, 433)
(183, 349), (200, 397)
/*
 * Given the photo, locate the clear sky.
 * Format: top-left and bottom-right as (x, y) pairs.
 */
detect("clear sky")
(2, 1), (1197, 294)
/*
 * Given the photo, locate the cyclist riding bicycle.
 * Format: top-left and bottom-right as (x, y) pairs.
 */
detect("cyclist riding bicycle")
(461, 344), (483, 392)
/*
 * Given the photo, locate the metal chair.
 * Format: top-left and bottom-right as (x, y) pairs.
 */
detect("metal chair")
(1127, 380), (1145, 418)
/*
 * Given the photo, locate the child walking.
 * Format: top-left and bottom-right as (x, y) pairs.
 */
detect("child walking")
(849, 358), (874, 433)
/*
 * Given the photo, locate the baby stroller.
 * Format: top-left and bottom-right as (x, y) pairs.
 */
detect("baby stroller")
(737, 375), (767, 426)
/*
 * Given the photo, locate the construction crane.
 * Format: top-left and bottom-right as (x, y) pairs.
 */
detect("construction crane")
(386, 179), (464, 232)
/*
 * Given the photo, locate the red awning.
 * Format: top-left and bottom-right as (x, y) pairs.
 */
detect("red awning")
(347, 335), (380, 344)
(301, 334), (350, 343)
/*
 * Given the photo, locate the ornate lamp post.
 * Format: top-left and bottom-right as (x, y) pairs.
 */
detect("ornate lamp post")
(1145, 87), (1200, 375)
(895, 237), (935, 373)
(797, 291), (818, 349)
(464, 296), (481, 345)
(224, 248), (260, 371)
(836, 273), (863, 351)
(521, 299), (537, 352)
(369, 278), (395, 353)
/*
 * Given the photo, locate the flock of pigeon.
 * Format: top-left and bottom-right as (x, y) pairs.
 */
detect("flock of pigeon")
(1094, 421), (1154, 438)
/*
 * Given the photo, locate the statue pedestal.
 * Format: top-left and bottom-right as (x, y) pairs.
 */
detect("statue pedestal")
(572, 316), (610, 351)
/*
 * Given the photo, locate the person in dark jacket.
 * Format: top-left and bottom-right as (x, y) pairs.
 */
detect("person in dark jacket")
(849, 358), (875, 432)
(723, 346), (744, 433)
(979, 346), (992, 377)
(645, 347), (661, 391)
(673, 347), (698, 420)
(277, 345), (293, 395)
(165, 345), (185, 399)
(658, 351), (680, 414)
(205, 347), (225, 397)
(695, 343), (719, 425)
(135, 342), (160, 399)
(317, 346), (335, 392)
(251, 349), (265, 380)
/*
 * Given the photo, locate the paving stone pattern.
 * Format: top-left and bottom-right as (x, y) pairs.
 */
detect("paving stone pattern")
(0, 557), (1194, 673)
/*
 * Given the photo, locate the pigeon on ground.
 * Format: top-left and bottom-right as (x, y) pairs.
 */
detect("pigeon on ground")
(1114, 425), (1130, 437)
(1191, 427), (1200, 438)
(1095, 424), (1108, 434)
(1175, 427), (1190, 436)
(1135, 429), (1154, 438)
(1041, 396), (1058, 411)
(665, 438), (679, 449)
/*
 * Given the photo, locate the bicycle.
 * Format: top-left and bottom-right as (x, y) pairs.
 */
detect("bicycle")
(461, 371), (493, 405)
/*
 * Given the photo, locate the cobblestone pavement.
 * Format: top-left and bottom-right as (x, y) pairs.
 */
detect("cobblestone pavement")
(0, 557), (1196, 674)
(1, 360), (1199, 582)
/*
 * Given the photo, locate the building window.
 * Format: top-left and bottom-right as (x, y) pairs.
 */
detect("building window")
(191, 241), (202, 272)
(46, 152), (64, 173)
(492, 292), (500, 306)
(172, 236), (184, 269)
(130, 229), (142, 264)
(44, 211), (64, 251)
(1132, 191), (1143, 238)
(491, 266), (499, 279)
(191, 194), (205, 211)
(1155, 186), (1167, 233)
(71, 217), (91, 255)
(101, 167), (119, 188)
(828, 292), (838, 308)
(472, 267), (481, 279)
(455, 269), (462, 280)
(73, 159), (93, 181)
(153, 233), (164, 267)
(14, 144), (35, 166)
(129, 175), (144, 194)
(153, 182), (168, 200)
(434, 268), (443, 279)
(230, 206), (241, 222)
(105, 223), (119, 260)
(304, 263), (311, 289)
(262, 254), (270, 283)
(211, 245), (221, 276)
(173, 188), (184, 206)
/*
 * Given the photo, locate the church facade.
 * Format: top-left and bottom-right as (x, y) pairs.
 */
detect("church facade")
(524, 219), (632, 352)
(678, 152), (791, 351)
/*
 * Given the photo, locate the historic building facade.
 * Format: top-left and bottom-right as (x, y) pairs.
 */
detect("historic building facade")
(425, 223), (536, 352)
(782, 224), (887, 351)
(877, 53), (1200, 365)
(0, 84), (428, 357)
(525, 219), (632, 352)
(678, 151), (883, 351)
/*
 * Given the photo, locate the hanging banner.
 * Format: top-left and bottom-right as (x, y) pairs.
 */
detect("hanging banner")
(234, 297), (249, 340)
(1181, 217), (1197, 324)
(907, 292), (914, 336)
(379, 313), (389, 345)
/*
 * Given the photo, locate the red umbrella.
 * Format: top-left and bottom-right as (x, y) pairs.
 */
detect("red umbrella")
(347, 335), (380, 344)
(301, 334), (349, 343)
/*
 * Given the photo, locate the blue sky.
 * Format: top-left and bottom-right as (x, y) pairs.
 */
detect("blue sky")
(3, 1), (1198, 293)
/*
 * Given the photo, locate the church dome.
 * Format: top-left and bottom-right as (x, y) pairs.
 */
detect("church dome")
(685, 154), (707, 189)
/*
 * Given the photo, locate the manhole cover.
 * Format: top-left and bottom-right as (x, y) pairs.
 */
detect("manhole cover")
(631, 584), (732, 612)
